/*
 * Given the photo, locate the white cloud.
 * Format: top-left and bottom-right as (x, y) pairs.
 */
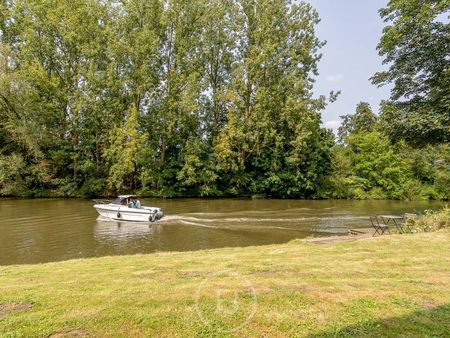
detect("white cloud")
(323, 120), (341, 137)
(326, 73), (344, 83)
(324, 120), (341, 130)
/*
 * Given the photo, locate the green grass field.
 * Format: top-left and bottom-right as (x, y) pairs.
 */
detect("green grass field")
(1, 230), (450, 337)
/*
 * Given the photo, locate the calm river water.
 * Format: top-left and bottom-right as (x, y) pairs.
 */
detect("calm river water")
(0, 198), (443, 265)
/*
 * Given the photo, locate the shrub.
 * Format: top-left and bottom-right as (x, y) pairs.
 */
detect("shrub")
(401, 179), (424, 200)
(409, 206), (450, 233)
(0, 154), (26, 196)
(435, 171), (450, 200)
(80, 178), (106, 198)
(421, 185), (441, 200)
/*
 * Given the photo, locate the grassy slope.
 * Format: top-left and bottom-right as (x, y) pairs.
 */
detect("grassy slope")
(1, 231), (450, 337)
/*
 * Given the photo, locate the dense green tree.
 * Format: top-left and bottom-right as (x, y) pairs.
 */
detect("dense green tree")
(213, 0), (332, 198)
(200, 0), (236, 139)
(104, 106), (147, 192)
(0, 0), (335, 198)
(338, 102), (378, 144)
(372, 0), (450, 145)
(143, 0), (209, 195)
(0, 0), (115, 196)
(177, 137), (220, 196)
(0, 153), (26, 195)
(330, 132), (408, 199)
(172, 0), (236, 196)
(1, 0), (446, 200)
(330, 131), (450, 200)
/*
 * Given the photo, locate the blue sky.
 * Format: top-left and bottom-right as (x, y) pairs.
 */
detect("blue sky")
(308, 0), (392, 132)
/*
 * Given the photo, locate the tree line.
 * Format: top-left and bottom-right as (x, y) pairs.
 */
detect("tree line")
(0, 0), (448, 200)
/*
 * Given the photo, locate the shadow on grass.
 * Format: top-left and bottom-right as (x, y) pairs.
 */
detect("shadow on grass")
(308, 304), (450, 338)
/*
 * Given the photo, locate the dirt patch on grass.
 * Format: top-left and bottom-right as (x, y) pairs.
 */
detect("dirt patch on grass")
(306, 229), (375, 245)
(48, 329), (89, 338)
(0, 302), (32, 317)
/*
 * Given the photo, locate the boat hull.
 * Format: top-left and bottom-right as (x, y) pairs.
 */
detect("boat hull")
(94, 204), (164, 222)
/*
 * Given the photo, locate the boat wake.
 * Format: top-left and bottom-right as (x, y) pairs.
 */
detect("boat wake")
(178, 220), (219, 229)
(156, 213), (365, 233)
(97, 212), (367, 234)
(160, 214), (367, 223)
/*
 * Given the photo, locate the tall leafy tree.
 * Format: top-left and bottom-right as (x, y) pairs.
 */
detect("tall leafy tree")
(1, 0), (115, 195)
(104, 106), (147, 192)
(106, 0), (165, 193)
(146, 0), (207, 194)
(372, 0), (450, 145)
(214, 0), (332, 197)
(175, 0), (237, 195)
(338, 102), (378, 144)
(0, 0), (336, 198)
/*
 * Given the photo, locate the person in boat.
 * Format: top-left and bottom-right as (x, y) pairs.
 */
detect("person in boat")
(127, 197), (141, 209)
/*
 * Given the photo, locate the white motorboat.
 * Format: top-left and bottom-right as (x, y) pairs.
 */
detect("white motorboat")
(93, 195), (164, 222)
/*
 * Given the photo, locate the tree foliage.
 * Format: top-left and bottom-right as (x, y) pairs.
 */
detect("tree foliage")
(337, 102), (377, 144)
(0, 0), (333, 198)
(0, 0), (448, 200)
(212, 0), (332, 198)
(372, 0), (450, 145)
(330, 103), (450, 201)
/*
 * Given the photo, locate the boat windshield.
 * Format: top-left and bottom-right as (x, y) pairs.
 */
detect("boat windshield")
(113, 197), (127, 205)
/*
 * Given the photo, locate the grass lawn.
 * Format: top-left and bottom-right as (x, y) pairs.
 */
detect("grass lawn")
(1, 230), (450, 337)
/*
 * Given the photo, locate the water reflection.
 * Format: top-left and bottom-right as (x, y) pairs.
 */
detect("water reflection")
(95, 217), (164, 241)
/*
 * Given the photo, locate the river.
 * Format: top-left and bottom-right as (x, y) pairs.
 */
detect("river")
(0, 198), (443, 265)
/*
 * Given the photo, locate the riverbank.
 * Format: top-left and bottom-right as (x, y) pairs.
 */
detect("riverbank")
(1, 230), (450, 337)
